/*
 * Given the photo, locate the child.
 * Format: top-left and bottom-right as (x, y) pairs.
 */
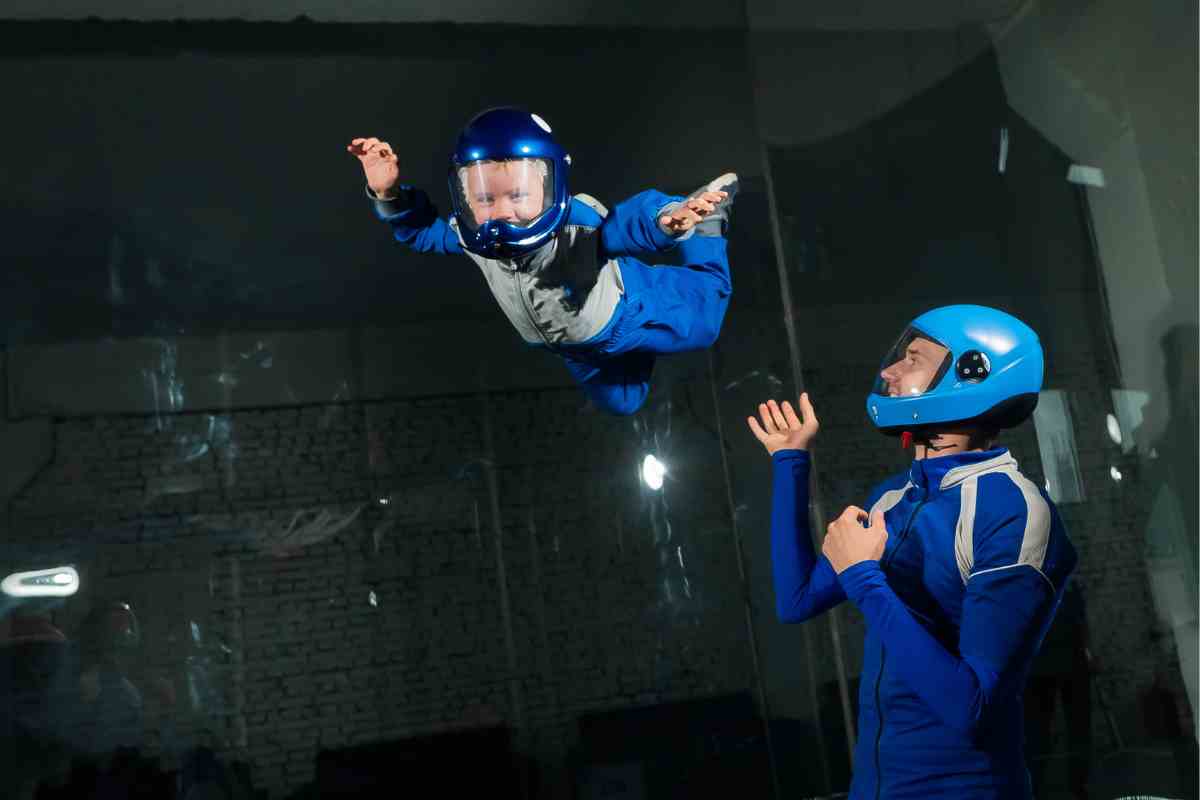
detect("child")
(348, 106), (736, 415)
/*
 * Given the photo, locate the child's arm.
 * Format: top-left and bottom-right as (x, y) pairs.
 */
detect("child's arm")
(348, 136), (463, 255)
(599, 189), (724, 259)
(371, 187), (463, 255)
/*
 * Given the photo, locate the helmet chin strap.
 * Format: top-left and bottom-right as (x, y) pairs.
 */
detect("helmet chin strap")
(905, 430), (959, 453)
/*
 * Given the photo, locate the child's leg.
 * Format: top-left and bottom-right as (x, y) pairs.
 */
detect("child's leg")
(597, 235), (731, 357)
(560, 350), (655, 416)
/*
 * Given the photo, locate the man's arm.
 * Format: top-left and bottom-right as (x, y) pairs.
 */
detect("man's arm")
(771, 450), (847, 622)
(370, 187), (463, 255)
(833, 475), (1073, 739)
(746, 397), (841, 622)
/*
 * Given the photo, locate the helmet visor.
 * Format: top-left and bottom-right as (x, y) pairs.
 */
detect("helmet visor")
(451, 157), (555, 233)
(871, 327), (953, 398)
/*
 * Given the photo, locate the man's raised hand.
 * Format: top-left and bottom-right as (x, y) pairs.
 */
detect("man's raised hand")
(747, 393), (820, 456)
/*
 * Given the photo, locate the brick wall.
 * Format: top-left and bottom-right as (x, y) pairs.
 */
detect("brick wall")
(6, 377), (757, 797)
(3, 303), (1190, 796)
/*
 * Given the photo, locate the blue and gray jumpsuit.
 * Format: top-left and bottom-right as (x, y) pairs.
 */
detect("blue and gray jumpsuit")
(370, 187), (730, 414)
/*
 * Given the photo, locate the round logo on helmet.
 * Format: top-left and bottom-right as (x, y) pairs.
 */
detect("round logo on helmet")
(956, 350), (991, 383)
(530, 113), (553, 133)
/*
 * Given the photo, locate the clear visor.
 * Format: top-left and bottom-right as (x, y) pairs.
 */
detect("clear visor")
(451, 157), (554, 232)
(871, 327), (953, 398)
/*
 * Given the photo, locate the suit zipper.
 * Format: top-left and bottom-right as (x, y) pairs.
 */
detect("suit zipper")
(873, 494), (928, 800)
(512, 269), (553, 347)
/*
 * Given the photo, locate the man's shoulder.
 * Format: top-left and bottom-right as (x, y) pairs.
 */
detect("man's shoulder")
(866, 470), (913, 511)
(972, 466), (1053, 523)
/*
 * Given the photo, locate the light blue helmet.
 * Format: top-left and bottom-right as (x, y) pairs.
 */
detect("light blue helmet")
(866, 304), (1044, 436)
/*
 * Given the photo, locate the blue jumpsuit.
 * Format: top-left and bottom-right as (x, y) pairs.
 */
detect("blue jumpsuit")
(371, 187), (731, 415)
(771, 448), (1077, 799)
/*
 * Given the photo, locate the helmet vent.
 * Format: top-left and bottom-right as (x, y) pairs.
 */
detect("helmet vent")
(956, 350), (991, 383)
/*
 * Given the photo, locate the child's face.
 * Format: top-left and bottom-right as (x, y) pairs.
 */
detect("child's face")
(463, 160), (546, 227)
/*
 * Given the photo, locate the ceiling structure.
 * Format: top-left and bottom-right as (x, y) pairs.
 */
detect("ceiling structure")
(1, 0), (1026, 30)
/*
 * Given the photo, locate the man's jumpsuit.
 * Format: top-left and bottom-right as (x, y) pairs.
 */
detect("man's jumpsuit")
(770, 447), (1078, 799)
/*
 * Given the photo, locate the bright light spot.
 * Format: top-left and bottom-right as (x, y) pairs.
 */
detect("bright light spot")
(2, 566), (80, 598)
(1110, 466), (1123, 482)
(520, 145), (531, 154)
(377, 497), (390, 506)
(972, 330), (1017, 355)
(1067, 164), (1106, 187)
(641, 454), (666, 490)
(1105, 413), (1123, 446)
(530, 113), (552, 133)
(369, 591), (378, 607)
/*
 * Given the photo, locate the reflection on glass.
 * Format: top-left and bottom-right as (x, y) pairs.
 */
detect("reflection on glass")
(1, 567), (80, 598)
(1106, 413), (1123, 446)
(1111, 389), (1152, 455)
(641, 454), (667, 491)
(1033, 390), (1086, 504)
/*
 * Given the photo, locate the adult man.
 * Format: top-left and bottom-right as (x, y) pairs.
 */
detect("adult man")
(749, 304), (1078, 799)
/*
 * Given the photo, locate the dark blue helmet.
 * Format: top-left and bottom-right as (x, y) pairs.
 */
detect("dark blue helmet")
(448, 107), (571, 258)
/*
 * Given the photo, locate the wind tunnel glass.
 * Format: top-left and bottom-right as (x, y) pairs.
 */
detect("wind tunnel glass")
(451, 157), (554, 232)
(872, 327), (953, 398)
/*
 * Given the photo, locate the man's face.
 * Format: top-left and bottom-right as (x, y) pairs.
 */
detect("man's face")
(879, 336), (949, 397)
(463, 160), (546, 227)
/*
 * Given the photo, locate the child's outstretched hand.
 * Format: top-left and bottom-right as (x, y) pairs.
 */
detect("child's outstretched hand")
(659, 190), (727, 235)
(347, 137), (401, 200)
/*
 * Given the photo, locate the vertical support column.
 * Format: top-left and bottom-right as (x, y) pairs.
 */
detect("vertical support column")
(225, 555), (248, 752)
(759, 141), (857, 777)
(706, 350), (783, 800)
(479, 392), (528, 798)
